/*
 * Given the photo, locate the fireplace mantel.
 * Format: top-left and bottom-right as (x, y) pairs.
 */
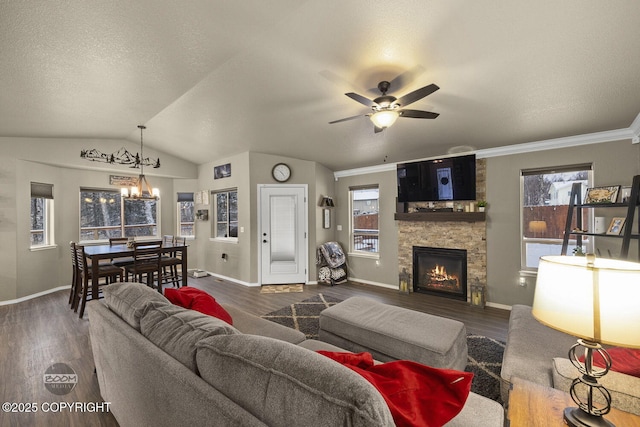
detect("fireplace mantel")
(395, 212), (485, 222)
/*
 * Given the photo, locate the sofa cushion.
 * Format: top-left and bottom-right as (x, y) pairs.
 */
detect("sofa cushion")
(101, 282), (170, 330)
(140, 302), (239, 373)
(164, 286), (233, 324)
(317, 351), (473, 427)
(195, 334), (394, 427)
(552, 357), (640, 416)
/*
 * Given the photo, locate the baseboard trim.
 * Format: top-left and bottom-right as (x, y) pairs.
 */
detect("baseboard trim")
(0, 285), (71, 306)
(347, 277), (398, 290)
(486, 301), (512, 311)
(207, 272), (260, 287)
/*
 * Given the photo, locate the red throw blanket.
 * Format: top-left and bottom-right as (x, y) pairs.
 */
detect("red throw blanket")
(317, 351), (473, 427)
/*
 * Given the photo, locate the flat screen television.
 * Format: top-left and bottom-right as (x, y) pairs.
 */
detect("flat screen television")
(397, 154), (476, 202)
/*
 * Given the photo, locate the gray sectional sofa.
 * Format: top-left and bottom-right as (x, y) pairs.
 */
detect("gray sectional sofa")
(501, 304), (640, 415)
(88, 283), (504, 426)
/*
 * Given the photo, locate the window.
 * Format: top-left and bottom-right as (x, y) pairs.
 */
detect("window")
(80, 189), (158, 241)
(30, 182), (54, 247)
(521, 164), (592, 269)
(350, 185), (379, 254)
(177, 192), (195, 238)
(213, 189), (238, 239)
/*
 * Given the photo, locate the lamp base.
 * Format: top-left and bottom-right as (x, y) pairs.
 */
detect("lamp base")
(564, 407), (615, 427)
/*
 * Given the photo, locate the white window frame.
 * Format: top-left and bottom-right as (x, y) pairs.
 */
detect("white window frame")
(520, 164), (593, 271)
(177, 192), (195, 239)
(349, 185), (380, 258)
(30, 197), (55, 249)
(79, 188), (160, 242)
(212, 189), (238, 242)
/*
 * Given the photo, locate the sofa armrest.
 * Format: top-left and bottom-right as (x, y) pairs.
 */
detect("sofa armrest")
(552, 357), (640, 416)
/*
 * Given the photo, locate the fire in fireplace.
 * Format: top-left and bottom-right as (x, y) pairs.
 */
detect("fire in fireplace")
(413, 246), (467, 301)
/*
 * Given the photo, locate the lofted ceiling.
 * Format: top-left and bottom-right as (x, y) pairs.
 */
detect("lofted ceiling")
(2, 0), (640, 171)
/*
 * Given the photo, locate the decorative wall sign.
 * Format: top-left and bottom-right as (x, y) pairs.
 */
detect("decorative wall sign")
(194, 190), (209, 205)
(81, 147), (160, 169)
(214, 163), (231, 179)
(110, 175), (139, 186)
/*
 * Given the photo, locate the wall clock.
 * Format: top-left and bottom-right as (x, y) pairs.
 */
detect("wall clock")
(272, 163), (291, 182)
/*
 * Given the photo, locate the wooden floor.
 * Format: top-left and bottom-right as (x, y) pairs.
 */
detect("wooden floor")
(0, 277), (509, 427)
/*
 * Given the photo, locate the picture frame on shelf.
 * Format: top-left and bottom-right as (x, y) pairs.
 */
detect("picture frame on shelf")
(606, 217), (626, 235)
(584, 186), (620, 204)
(619, 186), (632, 203)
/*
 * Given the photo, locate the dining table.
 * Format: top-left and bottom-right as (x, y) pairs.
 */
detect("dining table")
(83, 242), (188, 299)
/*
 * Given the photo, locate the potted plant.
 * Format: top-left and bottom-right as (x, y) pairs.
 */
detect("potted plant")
(477, 200), (487, 212)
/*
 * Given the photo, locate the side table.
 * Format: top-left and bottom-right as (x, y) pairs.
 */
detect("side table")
(508, 377), (640, 426)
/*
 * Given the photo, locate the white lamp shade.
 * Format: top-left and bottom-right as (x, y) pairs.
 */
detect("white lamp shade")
(532, 255), (640, 348)
(370, 110), (399, 128)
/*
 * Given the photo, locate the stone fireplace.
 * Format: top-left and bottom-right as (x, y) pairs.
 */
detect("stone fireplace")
(413, 246), (467, 300)
(396, 159), (487, 302)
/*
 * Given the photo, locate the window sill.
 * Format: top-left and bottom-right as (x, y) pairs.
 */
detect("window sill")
(348, 251), (379, 260)
(30, 244), (58, 252)
(210, 237), (238, 244)
(519, 269), (538, 278)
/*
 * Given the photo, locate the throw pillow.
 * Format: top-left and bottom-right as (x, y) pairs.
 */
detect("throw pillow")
(164, 286), (233, 325)
(579, 347), (640, 378)
(318, 350), (473, 427)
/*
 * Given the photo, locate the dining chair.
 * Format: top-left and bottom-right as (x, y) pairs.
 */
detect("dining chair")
(161, 236), (186, 287)
(124, 243), (163, 292)
(109, 237), (134, 268)
(68, 241), (78, 307)
(74, 243), (124, 318)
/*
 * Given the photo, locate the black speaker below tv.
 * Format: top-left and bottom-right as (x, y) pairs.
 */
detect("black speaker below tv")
(397, 154), (476, 202)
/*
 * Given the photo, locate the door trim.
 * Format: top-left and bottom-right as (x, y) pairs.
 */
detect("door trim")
(257, 184), (308, 285)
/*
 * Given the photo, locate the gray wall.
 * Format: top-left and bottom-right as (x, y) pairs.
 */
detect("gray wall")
(485, 138), (640, 306)
(334, 169), (399, 288)
(0, 137), (197, 302)
(332, 139), (640, 307)
(195, 152), (336, 285)
(2, 135), (638, 307)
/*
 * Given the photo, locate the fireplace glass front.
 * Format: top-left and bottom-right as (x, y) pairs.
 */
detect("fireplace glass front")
(413, 246), (467, 301)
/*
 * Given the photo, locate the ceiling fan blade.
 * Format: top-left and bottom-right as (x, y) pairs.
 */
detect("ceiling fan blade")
(345, 92), (375, 108)
(395, 83), (439, 107)
(329, 114), (364, 124)
(399, 109), (439, 119)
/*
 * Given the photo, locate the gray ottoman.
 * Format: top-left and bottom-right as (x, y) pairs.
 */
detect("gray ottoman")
(319, 296), (468, 371)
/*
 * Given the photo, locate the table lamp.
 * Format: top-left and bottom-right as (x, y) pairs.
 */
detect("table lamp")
(532, 255), (640, 427)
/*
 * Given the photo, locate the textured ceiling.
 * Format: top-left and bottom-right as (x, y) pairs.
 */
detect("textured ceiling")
(2, 0), (640, 171)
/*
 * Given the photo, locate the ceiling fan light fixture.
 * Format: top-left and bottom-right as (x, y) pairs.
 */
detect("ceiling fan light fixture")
(370, 110), (399, 129)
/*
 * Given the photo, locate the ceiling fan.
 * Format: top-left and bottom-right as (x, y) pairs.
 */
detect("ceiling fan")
(329, 80), (439, 133)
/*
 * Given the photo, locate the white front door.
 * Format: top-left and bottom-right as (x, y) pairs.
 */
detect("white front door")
(259, 185), (308, 284)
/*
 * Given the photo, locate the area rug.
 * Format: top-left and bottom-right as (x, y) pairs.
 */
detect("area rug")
(261, 294), (505, 404)
(259, 284), (304, 294)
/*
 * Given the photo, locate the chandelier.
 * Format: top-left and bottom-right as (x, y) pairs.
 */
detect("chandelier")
(121, 125), (159, 200)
